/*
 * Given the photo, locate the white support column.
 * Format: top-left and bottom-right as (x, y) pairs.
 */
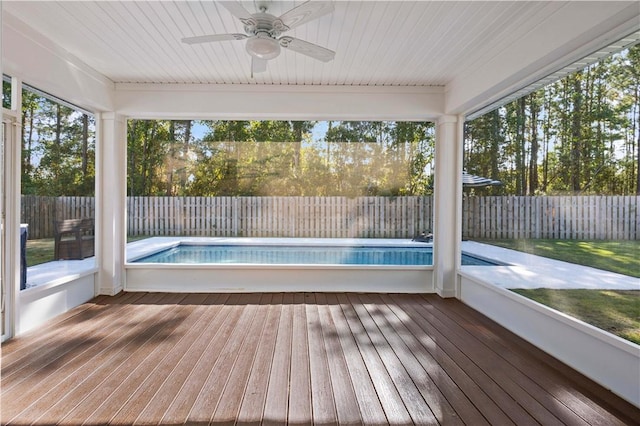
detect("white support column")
(433, 115), (463, 298)
(96, 112), (126, 295)
(3, 78), (23, 338)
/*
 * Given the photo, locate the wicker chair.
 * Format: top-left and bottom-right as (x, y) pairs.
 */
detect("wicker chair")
(54, 218), (95, 260)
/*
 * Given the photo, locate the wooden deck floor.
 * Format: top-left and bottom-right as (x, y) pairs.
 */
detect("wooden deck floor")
(2, 292), (638, 425)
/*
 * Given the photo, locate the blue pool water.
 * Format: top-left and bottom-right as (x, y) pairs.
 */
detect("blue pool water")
(133, 244), (499, 266)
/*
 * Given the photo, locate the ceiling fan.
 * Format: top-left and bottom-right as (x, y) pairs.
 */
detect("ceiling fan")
(182, 1), (336, 76)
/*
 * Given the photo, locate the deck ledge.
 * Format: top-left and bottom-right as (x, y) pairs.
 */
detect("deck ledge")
(458, 268), (638, 354)
(458, 268), (640, 407)
(21, 267), (98, 299)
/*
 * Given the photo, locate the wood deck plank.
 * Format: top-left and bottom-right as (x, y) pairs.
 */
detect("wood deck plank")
(306, 293), (339, 425)
(324, 293), (388, 425)
(346, 294), (439, 425)
(10, 293), (200, 425)
(34, 294), (213, 425)
(383, 295), (516, 426)
(235, 293), (284, 425)
(2, 292), (637, 426)
(458, 301), (640, 425)
(315, 293), (363, 425)
(0, 292), (135, 357)
(394, 294), (574, 425)
(2, 293), (184, 423)
(409, 294), (588, 425)
(55, 294), (215, 424)
(55, 293), (195, 425)
(389, 294), (536, 425)
(210, 293), (274, 424)
(335, 294), (414, 425)
(262, 293), (294, 426)
(427, 295), (638, 426)
(287, 293), (313, 425)
(426, 297), (600, 421)
(1, 292), (147, 379)
(123, 294), (226, 423)
(184, 293), (265, 424)
(361, 294), (483, 425)
(153, 293), (249, 425)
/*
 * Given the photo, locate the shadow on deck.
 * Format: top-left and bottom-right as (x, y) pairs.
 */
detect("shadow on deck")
(2, 292), (638, 425)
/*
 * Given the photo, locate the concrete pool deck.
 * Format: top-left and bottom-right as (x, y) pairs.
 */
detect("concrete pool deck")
(24, 238), (639, 291)
(461, 241), (639, 291)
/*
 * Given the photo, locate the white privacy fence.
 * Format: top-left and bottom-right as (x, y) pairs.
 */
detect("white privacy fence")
(21, 195), (639, 240)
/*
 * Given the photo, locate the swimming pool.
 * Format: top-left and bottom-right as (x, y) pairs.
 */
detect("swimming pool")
(125, 237), (502, 293)
(133, 244), (499, 266)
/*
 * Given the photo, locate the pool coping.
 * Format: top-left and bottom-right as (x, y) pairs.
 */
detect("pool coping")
(24, 238), (638, 291)
(125, 237), (436, 262)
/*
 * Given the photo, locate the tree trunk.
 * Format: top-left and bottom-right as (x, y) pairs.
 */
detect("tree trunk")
(636, 85), (640, 195)
(571, 73), (583, 192)
(181, 120), (192, 193)
(528, 94), (539, 195)
(82, 114), (89, 181)
(292, 121), (303, 177)
(515, 97), (526, 195)
(55, 104), (62, 191)
(542, 87), (551, 192)
(128, 121), (137, 196)
(167, 121), (176, 196)
(490, 110), (500, 181)
(23, 103), (35, 173)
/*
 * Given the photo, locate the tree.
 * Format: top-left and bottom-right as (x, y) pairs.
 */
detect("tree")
(21, 91), (95, 196)
(128, 120), (436, 197)
(465, 109), (505, 195)
(127, 120), (172, 196)
(465, 48), (638, 196)
(613, 45), (640, 194)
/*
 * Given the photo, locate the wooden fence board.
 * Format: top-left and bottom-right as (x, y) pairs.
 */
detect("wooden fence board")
(19, 195), (639, 240)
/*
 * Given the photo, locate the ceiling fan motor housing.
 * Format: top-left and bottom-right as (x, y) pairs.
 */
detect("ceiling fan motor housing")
(243, 13), (287, 37)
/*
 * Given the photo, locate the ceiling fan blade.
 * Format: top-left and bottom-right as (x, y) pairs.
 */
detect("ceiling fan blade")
(277, 1), (334, 30)
(279, 36), (335, 62)
(182, 33), (247, 44)
(219, 1), (254, 24)
(251, 57), (268, 76)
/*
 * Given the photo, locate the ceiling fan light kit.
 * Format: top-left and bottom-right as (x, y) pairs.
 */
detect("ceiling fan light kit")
(246, 33), (281, 60)
(182, 1), (335, 75)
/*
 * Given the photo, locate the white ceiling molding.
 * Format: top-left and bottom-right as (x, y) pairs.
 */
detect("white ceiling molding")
(114, 83), (445, 121)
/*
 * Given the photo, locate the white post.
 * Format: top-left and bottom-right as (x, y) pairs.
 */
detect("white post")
(433, 115), (463, 298)
(3, 77), (23, 338)
(96, 112), (126, 295)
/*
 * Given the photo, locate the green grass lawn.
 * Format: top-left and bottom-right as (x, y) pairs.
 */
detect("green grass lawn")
(25, 238), (55, 267)
(479, 239), (639, 345)
(478, 239), (640, 278)
(512, 289), (640, 345)
(25, 235), (151, 266)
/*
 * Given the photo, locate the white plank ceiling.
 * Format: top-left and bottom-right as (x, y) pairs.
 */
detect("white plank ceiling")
(0, 1), (621, 86)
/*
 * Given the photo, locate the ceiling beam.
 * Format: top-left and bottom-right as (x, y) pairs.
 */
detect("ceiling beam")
(115, 83), (445, 121)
